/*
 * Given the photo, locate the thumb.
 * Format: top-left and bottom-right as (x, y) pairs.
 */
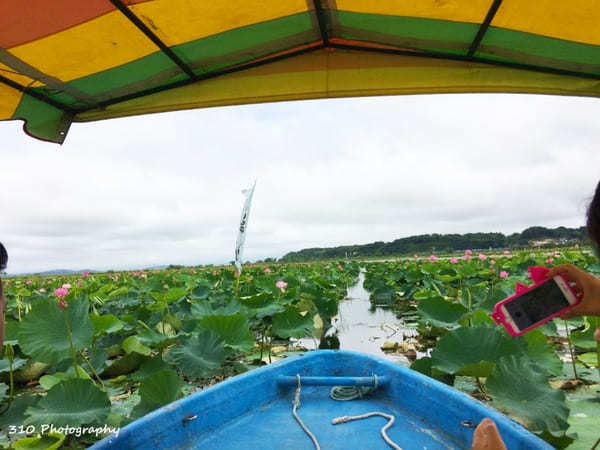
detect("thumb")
(595, 328), (600, 342)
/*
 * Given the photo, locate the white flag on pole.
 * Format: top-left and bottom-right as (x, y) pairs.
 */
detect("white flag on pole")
(234, 181), (256, 274)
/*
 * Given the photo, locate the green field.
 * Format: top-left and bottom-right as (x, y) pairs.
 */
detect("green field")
(0, 249), (598, 449)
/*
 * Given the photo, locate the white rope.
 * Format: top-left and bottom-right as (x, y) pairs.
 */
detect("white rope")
(332, 412), (402, 450)
(292, 374), (321, 450)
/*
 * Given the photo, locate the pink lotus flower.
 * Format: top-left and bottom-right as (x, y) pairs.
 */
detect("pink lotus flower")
(58, 299), (68, 309)
(464, 255), (472, 261)
(212, 270), (217, 276)
(575, 243), (580, 249)
(450, 257), (458, 264)
(545, 258), (554, 264)
(490, 259), (496, 266)
(413, 254), (419, 259)
(478, 253), (487, 261)
(499, 271), (509, 279)
(39, 288), (46, 293)
(337, 264), (343, 270)
(465, 249), (473, 255)
(82, 271), (90, 278)
(276, 280), (288, 291)
(554, 251), (560, 257)
(54, 287), (69, 299)
(429, 254), (437, 262)
(77, 280), (83, 288)
(234, 270), (240, 279)
(264, 268), (272, 274)
(26, 280), (32, 285)
(62, 283), (71, 289)
(503, 250), (511, 255)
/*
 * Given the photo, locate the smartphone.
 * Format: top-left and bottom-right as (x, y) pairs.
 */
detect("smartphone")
(492, 276), (580, 336)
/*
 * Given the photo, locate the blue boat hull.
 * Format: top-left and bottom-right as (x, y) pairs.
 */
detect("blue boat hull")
(91, 350), (551, 449)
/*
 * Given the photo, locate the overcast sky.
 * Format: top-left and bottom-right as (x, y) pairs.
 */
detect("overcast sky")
(1, 93), (600, 274)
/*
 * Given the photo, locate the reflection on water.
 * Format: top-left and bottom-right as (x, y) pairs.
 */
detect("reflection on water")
(296, 269), (417, 364)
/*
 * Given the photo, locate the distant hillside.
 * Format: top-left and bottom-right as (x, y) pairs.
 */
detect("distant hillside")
(279, 226), (587, 262)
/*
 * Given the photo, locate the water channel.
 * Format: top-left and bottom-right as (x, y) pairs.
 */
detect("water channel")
(295, 269), (419, 365)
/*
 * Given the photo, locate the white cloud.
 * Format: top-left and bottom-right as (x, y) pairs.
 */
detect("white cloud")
(1, 93), (599, 274)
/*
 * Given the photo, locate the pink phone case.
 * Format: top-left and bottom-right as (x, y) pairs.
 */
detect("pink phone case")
(490, 266), (582, 336)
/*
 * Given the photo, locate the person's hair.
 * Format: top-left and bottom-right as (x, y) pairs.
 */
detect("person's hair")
(0, 242), (6, 297)
(587, 181), (600, 250)
(0, 243), (7, 272)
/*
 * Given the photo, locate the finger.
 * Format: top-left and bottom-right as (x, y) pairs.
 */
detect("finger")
(595, 328), (600, 342)
(546, 264), (577, 278)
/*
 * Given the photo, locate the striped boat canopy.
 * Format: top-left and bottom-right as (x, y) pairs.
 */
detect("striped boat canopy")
(2, 0), (600, 143)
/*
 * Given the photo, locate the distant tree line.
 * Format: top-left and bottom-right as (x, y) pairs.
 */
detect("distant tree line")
(279, 226), (587, 262)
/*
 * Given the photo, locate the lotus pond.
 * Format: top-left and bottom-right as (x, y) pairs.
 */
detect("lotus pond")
(0, 249), (599, 449)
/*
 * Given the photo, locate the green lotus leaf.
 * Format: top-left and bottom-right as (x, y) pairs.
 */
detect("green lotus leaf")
(0, 357), (27, 373)
(565, 388), (600, 449)
(486, 355), (569, 435)
(25, 379), (111, 428)
(238, 292), (275, 309)
(190, 301), (241, 319)
(165, 330), (225, 378)
(190, 282), (211, 300)
(249, 302), (286, 320)
(272, 306), (315, 339)
(39, 372), (72, 390)
(200, 314), (254, 351)
(13, 432), (65, 450)
(431, 325), (521, 377)
(130, 369), (184, 420)
(418, 296), (467, 328)
(0, 395), (39, 429)
(101, 353), (147, 378)
(571, 316), (600, 351)
(130, 356), (171, 381)
(122, 336), (152, 356)
(137, 329), (174, 347)
(150, 288), (187, 303)
(17, 298), (93, 364)
(410, 357), (454, 385)
(577, 352), (598, 367)
(521, 329), (563, 376)
(108, 286), (130, 298)
(90, 314), (124, 335)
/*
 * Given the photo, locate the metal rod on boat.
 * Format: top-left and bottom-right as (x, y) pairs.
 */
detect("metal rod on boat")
(277, 375), (388, 388)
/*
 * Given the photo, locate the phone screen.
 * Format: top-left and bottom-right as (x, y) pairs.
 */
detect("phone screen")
(503, 279), (570, 330)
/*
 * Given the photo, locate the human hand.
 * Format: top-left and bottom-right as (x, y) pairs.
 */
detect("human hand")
(545, 264), (600, 318)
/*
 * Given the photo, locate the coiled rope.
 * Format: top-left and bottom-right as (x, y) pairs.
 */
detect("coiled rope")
(291, 374), (401, 450)
(329, 375), (378, 401)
